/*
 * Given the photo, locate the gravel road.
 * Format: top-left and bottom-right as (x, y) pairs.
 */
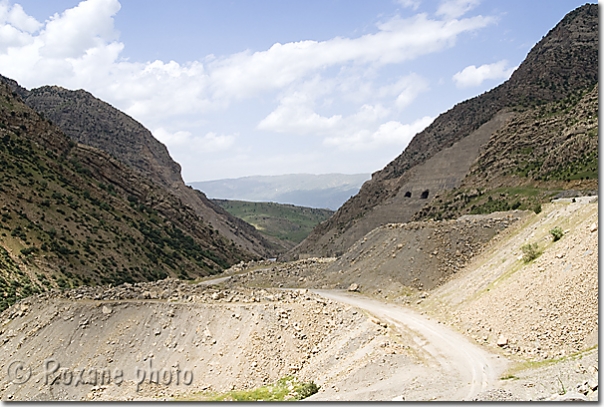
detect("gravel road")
(312, 290), (508, 401)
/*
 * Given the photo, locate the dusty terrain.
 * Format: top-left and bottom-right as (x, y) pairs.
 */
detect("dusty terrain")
(0, 198), (598, 401)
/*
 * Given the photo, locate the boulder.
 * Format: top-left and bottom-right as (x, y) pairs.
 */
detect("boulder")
(347, 283), (360, 292)
(496, 335), (508, 347)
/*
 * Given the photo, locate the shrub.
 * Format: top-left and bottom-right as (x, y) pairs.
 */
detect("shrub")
(550, 226), (564, 242)
(521, 243), (541, 263)
(533, 203), (542, 214)
(295, 381), (320, 399)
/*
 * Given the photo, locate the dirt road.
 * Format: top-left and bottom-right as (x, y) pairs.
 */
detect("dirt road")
(312, 290), (507, 401)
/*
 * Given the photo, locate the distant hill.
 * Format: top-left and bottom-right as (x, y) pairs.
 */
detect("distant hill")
(190, 174), (370, 210)
(290, 3), (598, 259)
(213, 200), (333, 251)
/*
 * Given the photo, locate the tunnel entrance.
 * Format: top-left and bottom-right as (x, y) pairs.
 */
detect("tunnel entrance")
(404, 191), (412, 198)
(420, 190), (429, 199)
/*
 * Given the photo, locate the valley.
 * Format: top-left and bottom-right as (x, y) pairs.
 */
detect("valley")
(0, 3), (598, 402)
(213, 199), (333, 251)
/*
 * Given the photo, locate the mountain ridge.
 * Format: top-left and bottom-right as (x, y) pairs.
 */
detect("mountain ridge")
(190, 173), (370, 210)
(289, 3), (598, 259)
(2, 77), (278, 258)
(0, 81), (252, 310)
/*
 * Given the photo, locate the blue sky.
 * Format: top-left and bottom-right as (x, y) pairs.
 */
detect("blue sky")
(0, 0), (591, 182)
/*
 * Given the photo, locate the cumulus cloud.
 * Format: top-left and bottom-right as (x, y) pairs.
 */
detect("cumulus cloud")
(0, 2), (40, 32)
(40, 0), (120, 58)
(258, 71), (428, 141)
(436, 0), (481, 20)
(452, 60), (516, 88)
(0, 0), (497, 177)
(0, 0), (493, 119)
(0, 2), (40, 51)
(154, 128), (235, 153)
(324, 115), (435, 151)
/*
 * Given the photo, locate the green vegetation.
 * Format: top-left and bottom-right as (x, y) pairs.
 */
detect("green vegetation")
(215, 199), (333, 244)
(521, 243), (542, 263)
(549, 226), (564, 242)
(543, 151), (598, 182)
(0, 246), (41, 311)
(505, 344), (598, 376)
(422, 185), (561, 221)
(0, 84), (247, 302)
(177, 376), (319, 401)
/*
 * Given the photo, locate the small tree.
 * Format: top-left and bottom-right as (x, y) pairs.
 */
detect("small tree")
(521, 243), (541, 263)
(550, 226), (564, 242)
(533, 203), (542, 214)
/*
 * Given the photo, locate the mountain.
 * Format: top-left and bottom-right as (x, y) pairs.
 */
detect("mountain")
(1, 78), (277, 258)
(190, 173), (370, 210)
(0, 81), (250, 310)
(290, 3), (598, 259)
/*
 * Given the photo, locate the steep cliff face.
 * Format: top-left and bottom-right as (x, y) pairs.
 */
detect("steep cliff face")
(291, 3), (598, 259)
(3, 79), (278, 258)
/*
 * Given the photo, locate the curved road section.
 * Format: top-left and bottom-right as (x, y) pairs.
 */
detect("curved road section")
(313, 290), (507, 401)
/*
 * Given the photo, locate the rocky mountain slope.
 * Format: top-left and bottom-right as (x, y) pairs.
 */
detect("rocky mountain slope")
(291, 3), (598, 259)
(413, 85), (598, 221)
(1, 77), (276, 258)
(0, 81), (251, 311)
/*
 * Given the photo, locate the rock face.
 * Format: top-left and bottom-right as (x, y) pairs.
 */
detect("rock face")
(290, 4), (598, 259)
(2, 78), (277, 259)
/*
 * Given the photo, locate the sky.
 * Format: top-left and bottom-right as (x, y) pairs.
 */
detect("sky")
(0, 0), (592, 182)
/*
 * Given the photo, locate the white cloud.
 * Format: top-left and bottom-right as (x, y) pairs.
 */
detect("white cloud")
(41, 0), (120, 58)
(154, 128), (235, 153)
(0, 0), (493, 122)
(385, 74), (430, 109)
(452, 60), (516, 88)
(436, 0), (481, 20)
(0, 0), (497, 178)
(206, 13), (492, 103)
(258, 71), (428, 138)
(396, 0), (421, 10)
(0, 1), (40, 51)
(0, 2), (40, 32)
(257, 91), (342, 135)
(324, 115), (434, 151)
